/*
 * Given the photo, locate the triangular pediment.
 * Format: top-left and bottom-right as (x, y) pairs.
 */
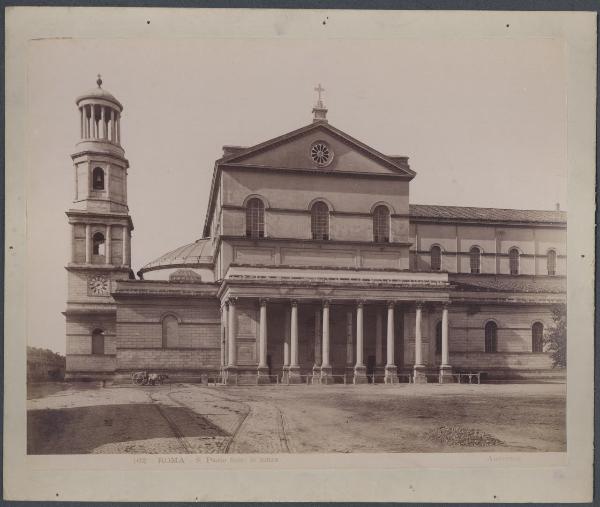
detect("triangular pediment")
(220, 122), (415, 178)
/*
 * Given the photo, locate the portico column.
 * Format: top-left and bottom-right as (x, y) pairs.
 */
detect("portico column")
(85, 224), (91, 264)
(257, 299), (270, 382)
(439, 302), (454, 383)
(288, 300), (301, 382)
(313, 307), (322, 378)
(375, 307), (383, 367)
(225, 298), (238, 383)
(354, 301), (368, 383)
(221, 303), (228, 370)
(413, 302), (427, 383)
(320, 300), (332, 381)
(384, 301), (397, 383)
(283, 307), (291, 370)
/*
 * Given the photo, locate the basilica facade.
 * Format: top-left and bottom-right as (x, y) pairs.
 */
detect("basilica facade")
(64, 81), (566, 383)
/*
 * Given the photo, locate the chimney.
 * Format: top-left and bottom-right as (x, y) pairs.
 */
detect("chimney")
(222, 145), (246, 157)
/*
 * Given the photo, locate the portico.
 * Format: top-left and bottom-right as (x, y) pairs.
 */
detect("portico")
(218, 265), (452, 384)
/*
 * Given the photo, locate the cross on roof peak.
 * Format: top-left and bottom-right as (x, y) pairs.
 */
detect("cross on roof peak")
(312, 83), (328, 123)
(314, 83), (325, 102)
(96, 74), (103, 88)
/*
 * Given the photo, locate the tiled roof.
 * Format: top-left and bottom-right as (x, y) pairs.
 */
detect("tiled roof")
(140, 238), (214, 273)
(409, 204), (566, 224)
(450, 274), (566, 294)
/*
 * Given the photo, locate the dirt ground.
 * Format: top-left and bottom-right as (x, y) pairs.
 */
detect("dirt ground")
(27, 382), (566, 454)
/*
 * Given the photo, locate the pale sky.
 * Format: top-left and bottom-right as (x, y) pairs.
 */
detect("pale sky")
(25, 35), (567, 354)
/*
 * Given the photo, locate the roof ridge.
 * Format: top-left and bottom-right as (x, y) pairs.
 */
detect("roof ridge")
(410, 203), (566, 214)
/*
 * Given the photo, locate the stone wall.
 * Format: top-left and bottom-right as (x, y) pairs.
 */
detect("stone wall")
(115, 295), (221, 374)
(410, 222), (566, 275)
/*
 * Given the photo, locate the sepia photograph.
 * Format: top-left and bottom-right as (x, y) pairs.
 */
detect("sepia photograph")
(4, 7), (595, 503)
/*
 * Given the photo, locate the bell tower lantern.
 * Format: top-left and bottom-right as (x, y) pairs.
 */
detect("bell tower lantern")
(64, 76), (133, 380)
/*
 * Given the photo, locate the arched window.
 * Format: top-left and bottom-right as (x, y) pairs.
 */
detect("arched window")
(532, 322), (544, 353)
(92, 167), (105, 190)
(484, 321), (498, 353)
(430, 245), (442, 271)
(162, 315), (179, 348)
(435, 321), (442, 355)
(547, 250), (557, 276)
(509, 248), (520, 275)
(91, 329), (105, 355)
(245, 198), (265, 239)
(372, 205), (390, 243)
(470, 246), (481, 274)
(311, 201), (330, 240)
(92, 232), (105, 256)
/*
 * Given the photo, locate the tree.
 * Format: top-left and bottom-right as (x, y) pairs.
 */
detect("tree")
(543, 304), (566, 368)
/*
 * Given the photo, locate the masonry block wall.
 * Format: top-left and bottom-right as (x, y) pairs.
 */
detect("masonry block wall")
(410, 222), (566, 275)
(65, 314), (116, 377)
(115, 295), (221, 374)
(401, 304), (555, 372)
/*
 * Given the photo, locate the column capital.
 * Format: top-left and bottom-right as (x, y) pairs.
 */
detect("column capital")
(322, 299), (330, 308)
(259, 298), (269, 306)
(415, 301), (425, 310)
(442, 301), (451, 309)
(356, 299), (366, 308)
(290, 299), (298, 308)
(387, 300), (395, 309)
(227, 297), (238, 306)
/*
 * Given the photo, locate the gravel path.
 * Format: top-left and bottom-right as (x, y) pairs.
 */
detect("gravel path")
(27, 382), (565, 454)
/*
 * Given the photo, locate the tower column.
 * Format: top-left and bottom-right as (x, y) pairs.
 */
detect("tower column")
(105, 225), (112, 264)
(122, 225), (129, 266)
(110, 109), (115, 142)
(354, 301), (367, 383)
(413, 302), (427, 383)
(79, 108), (84, 139)
(116, 112), (121, 144)
(92, 105), (97, 138)
(320, 300), (332, 382)
(101, 106), (106, 139)
(85, 224), (91, 264)
(384, 301), (397, 383)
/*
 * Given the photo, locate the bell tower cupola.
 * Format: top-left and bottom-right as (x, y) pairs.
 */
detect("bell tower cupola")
(72, 74), (129, 214)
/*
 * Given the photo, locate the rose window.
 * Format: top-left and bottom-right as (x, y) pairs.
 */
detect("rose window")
(310, 142), (333, 166)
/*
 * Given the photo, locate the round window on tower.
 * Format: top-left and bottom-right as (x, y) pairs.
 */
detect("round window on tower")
(310, 141), (333, 167)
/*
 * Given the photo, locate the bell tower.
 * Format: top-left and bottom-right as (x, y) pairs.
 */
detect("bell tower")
(64, 76), (133, 380)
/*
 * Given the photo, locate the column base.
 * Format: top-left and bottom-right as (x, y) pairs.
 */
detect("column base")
(312, 365), (321, 384)
(224, 366), (238, 385)
(320, 365), (333, 384)
(287, 365), (302, 384)
(353, 365), (368, 384)
(413, 364), (428, 384)
(257, 366), (271, 384)
(384, 365), (398, 384)
(439, 364), (455, 383)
